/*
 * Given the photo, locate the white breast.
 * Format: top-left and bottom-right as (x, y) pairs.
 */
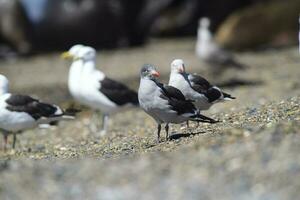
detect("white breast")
(139, 78), (190, 124)
(0, 94), (37, 132)
(68, 61), (84, 100)
(74, 62), (118, 114)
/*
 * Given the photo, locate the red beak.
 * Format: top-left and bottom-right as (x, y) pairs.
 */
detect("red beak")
(179, 68), (183, 73)
(151, 70), (160, 77)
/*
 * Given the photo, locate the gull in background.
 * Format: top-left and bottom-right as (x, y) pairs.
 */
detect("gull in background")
(0, 74), (76, 150)
(62, 45), (139, 135)
(138, 64), (218, 142)
(195, 17), (247, 71)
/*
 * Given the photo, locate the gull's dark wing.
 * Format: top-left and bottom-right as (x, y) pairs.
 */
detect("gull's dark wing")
(187, 74), (225, 103)
(99, 77), (139, 106)
(5, 94), (59, 120)
(156, 82), (196, 115)
(187, 73), (211, 93)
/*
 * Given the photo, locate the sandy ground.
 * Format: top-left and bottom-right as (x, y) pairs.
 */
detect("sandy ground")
(0, 38), (299, 199)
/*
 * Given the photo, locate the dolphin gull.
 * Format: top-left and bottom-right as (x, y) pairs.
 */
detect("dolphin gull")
(138, 64), (218, 142)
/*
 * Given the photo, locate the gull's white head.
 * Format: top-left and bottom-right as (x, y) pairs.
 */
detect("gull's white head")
(0, 74), (9, 95)
(171, 59), (185, 74)
(61, 44), (85, 60)
(199, 17), (210, 29)
(69, 44), (85, 55)
(76, 46), (96, 61)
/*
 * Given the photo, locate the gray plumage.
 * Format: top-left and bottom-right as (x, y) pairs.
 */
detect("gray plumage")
(195, 17), (246, 70)
(169, 59), (235, 111)
(138, 64), (217, 142)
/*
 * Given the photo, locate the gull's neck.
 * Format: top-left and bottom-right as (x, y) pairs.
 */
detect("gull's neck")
(69, 60), (84, 79)
(198, 26), (212, 44)
(0, 89), (7, 96)
(169, 71), (187, 87)
(0, 84), (8, 96)
(80, 59), (106, 81)
(81, 59), (96, 74)
(196, 26), (214, 56)
(169, 70), (180, 83)
(139, 77), (157, 93)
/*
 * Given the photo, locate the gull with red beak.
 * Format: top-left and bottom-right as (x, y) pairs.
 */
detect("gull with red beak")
(138, 64), (218, 142)
(169, 59), (235, 125)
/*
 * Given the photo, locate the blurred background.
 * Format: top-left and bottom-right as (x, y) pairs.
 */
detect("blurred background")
(0, 1), (300, 199)
(0, 0), (299, 55)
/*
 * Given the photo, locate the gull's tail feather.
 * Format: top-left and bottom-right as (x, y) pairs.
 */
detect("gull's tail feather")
(62, 108), (81, 119)
(190, 113), (219, 124)
(222, 92), (236, 101)
(229, 59), (248, 70)
(43, 108), (81, 126)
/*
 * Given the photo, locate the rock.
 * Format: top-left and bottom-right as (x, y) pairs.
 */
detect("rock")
(0, 0), (269, 54)
(0, 0), (32, 55)
(0, 0), (173, 54)
(151, 0), (256, 36)
(216, 0), (300, 50)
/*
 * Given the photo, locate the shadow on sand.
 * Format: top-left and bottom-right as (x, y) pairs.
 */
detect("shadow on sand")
(169, 131), (206, 140)
(216, 78), (264, 88)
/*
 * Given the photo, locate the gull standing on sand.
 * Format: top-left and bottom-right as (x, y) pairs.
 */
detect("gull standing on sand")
(0, 74), (76, 150)
(62, 45), (139, 135)
(169, 59), (235, 111)
(138, 64), (218, 142)
(195, 17), (246, 70)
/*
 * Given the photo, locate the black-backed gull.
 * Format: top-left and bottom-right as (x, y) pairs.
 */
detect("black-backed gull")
(62, 45), (139, 135)
(0, 74), (76, 150)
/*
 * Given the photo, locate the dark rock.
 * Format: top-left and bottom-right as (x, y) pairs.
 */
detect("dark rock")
(0, 0), (172, 54)
(151, 0), (259, 36)
(0, 0), (265, 54)
(216, 0), (300, 49)
(0, 0), (32, 54)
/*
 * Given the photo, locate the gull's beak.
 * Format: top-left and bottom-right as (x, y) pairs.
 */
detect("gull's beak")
(61, 51), (73, 59)
(179, 66), (185, 73)
(151, 70), (160, 77)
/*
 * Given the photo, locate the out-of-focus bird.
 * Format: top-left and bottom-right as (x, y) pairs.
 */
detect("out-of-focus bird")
(0, 74), (76, 150)
(138, 64), (218, 142)
(62, 45), (139, 135)
(195, 17), (247, 71)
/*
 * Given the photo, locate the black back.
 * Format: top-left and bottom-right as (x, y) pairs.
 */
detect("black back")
(156, 82), (196, 115)
(187, 73), (211, 93)
(188, 73), (227, 102)
(205, 88), (222, 103)
(6, 94), (58, 120)
(100, 77), (139, 106)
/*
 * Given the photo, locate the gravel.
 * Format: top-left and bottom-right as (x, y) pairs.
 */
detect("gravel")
(0, 39), (299, 199)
